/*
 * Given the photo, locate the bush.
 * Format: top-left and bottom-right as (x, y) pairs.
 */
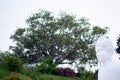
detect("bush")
(80, 70), (94, 80)
(58, 67), (76, 77)
(4, 56), (23, 72)
(76, 66), (85, 77)
(36, 56), (57, 74)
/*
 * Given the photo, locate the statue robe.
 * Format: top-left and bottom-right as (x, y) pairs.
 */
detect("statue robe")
(98, 61), (120, 80)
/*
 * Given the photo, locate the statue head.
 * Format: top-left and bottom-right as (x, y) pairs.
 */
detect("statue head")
(95, 35), (114, 63)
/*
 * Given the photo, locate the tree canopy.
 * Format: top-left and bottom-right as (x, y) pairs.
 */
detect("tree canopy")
(10, 10), (108, 65)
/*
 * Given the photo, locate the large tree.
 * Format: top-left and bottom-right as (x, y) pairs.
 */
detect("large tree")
(10, 10), (108, 65)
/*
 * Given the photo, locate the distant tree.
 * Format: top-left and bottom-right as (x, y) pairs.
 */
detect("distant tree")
(116, 35), (120, 53)
(10, 9), (108, 65)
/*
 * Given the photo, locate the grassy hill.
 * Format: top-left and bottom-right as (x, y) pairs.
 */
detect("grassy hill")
(0, 66), (79, 80)
(0, 55), (96, 80)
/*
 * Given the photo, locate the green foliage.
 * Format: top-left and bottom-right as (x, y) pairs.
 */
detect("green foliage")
(37, 74), (78, 80)
(28, 73), (40, 80)
(10, 9), (108, 66)
(80, 70), (94, 80)
(21, 68), (37, 76)
(36, 56), (58, 74)
(0, 51), (10, 65)
(0, 65), (79, 80)
(92, 26), (108, 35)
(0, 63), (79, 80)
(77, 66), (85, 75)
(4, 72), (32, 80)
(4, 56), (23, 72)
(0, 66), (10, 80)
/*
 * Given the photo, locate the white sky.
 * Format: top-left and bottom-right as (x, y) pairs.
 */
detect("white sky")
(0, 0), (120, 54)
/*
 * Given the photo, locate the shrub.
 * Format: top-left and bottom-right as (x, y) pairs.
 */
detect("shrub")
(4, 56), (23, 72)
(36, 56), (57, 74)
(80, 70), (94, 80)
(76, 66), (85, 77)
(58, 67), (76, 77)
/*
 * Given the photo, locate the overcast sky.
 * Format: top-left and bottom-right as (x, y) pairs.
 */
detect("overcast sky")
(0, 0), (120, 53)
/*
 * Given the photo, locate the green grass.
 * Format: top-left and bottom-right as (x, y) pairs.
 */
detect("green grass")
(38, 74), (80, 80)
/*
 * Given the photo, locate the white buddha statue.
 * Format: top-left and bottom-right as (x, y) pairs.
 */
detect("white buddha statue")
(95, 35), (120, 80)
